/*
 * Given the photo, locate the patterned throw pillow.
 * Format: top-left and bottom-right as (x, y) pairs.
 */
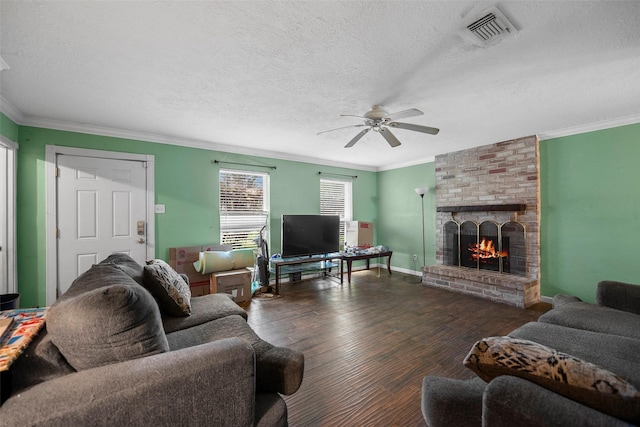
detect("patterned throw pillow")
(143, 259), (192, 317)
(464, 336), (640, 421)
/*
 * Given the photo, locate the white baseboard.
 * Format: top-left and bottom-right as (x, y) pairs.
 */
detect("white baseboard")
(539, 295), (553, 304)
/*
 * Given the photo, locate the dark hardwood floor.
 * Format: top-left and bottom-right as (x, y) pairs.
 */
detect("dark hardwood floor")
(245, 269), (550, 427)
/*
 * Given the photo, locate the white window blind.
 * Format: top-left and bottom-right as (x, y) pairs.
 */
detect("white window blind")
(320, 179), (352, 248)
(219, 169), (269, 249)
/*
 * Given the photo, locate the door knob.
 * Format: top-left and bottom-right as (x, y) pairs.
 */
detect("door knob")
(137, 238), (146, 244)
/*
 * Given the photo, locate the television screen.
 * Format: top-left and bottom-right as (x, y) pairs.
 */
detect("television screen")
(281, 215), (340, 257)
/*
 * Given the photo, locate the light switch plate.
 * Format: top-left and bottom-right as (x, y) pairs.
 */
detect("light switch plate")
(154, 204), (166, 214)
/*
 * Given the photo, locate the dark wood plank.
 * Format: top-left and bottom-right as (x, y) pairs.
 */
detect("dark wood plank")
(246, 269), (550, 426)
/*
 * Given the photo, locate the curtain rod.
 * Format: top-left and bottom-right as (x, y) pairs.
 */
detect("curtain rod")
(213, 160), (277, 170)
(317, 171), (358, 179)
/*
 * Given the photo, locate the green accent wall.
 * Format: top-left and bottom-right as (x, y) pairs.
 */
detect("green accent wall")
(16, 126), (377, 307)
(539, 123), (640, 303)
(0, 112), (19, 141)
(377, 163), (436, 274)
(11, 118), (640, 308)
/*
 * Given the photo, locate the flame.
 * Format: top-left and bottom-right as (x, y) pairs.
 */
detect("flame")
(469, 238), (508, 260)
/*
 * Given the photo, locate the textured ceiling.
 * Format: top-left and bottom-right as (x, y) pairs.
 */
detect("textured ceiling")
(1, 1), (639, 170)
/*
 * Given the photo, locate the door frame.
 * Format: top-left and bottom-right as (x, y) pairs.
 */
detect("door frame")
(45, 145), (155, 305)
(0, 135), (18, 295)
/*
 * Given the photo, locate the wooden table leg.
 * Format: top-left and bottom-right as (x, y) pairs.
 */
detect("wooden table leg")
(347, 260), (353, 284)
(275, 264), (280, 295)
(386, 254), (392, 275)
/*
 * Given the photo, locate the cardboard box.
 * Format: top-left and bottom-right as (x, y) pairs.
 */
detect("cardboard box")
(189, 284), (208, 297)
(209, 268), (252, 303)
(345, 221), (374, 248)
(169, 244), (232, 290)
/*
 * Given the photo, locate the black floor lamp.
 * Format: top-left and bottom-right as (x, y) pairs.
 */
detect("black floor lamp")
(414, 187), (428, 267)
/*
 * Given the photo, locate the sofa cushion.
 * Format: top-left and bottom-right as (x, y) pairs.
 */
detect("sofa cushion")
(99, 252), (145, 285)
(143, 259), (192, 316)
(48, 269), (169, 371)
(538, 300), (640, 340)
(464, 336), (640, 421)
(162, 293), (247, 334)
(59, 263), (130, 301)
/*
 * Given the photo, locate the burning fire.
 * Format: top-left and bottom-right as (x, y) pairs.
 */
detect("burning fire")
(469, 238), (508, 260)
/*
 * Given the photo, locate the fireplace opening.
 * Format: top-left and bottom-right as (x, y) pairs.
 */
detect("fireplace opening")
(443, 219), (526, 276)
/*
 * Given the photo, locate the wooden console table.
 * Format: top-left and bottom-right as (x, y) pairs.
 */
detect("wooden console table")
(341, 251), (392, 284)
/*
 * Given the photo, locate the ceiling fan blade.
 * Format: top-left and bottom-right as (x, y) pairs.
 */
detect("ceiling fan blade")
(379, 127), (401, 147)
(344, 127), (371, 148)
(317, 124), (366, 135)
(384, 108), (423, 121)
(339, 114), (367, 119)
(388, 121), (440, 135)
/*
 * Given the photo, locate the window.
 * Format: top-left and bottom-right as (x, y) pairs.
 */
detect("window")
(219, 169), (269, 249)
(320, 178), (352, 248)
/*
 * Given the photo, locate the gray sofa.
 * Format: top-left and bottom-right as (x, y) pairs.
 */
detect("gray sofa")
(0, 254), (304, 426)
(422, 280), (640, 426)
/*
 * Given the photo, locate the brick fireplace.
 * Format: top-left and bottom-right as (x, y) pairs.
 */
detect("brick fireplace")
(422, 136), (540, 308)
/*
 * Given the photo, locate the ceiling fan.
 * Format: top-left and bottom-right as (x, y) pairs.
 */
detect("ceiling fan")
(317, 105), (439, 148)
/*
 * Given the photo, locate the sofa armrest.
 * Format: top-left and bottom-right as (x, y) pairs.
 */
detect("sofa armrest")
(597, 280), (640, 315)
(552, 293), (582, 307)
(1, 337), (256, 427)
(421, 376), (485, 427)
(256, 346), (304, 395)
(483, 376), (631, 427)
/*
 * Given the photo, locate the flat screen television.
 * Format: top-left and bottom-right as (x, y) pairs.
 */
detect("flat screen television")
(281, 215), (340, 257)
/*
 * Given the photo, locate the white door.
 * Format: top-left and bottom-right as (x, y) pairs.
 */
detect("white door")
(56, 154), (148, 295)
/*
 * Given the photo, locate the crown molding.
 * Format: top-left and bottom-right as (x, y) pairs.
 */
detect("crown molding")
(5, 94), (638, 172)
(0, 96), (376, 171)
(376, 155), (436, 172)
(14, 114), (377, 172)
(0, 96), (26, 124)
(537, 113), (640, 141)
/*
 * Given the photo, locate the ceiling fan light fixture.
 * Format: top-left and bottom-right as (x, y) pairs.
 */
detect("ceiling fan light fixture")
(319, 104), (439, 149)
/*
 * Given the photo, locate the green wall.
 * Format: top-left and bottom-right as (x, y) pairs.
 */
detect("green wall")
(0, 112), (19, 141)
(539, 123), (640, 303)
(16, 126), (377, 307)
(9, 116), (640, 307)
(377, 163), (436, 274)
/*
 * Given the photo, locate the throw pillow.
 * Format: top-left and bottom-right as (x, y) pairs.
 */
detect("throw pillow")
(144, 259), (192, 316)
(464, 336), (640, 421)
(47, 281), (169, 371)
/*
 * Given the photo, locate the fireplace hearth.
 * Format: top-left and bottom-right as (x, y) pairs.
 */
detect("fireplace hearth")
(422, 136), (540, 308)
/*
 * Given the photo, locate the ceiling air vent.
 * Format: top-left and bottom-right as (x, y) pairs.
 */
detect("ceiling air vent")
(463, 6), (518, 47)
